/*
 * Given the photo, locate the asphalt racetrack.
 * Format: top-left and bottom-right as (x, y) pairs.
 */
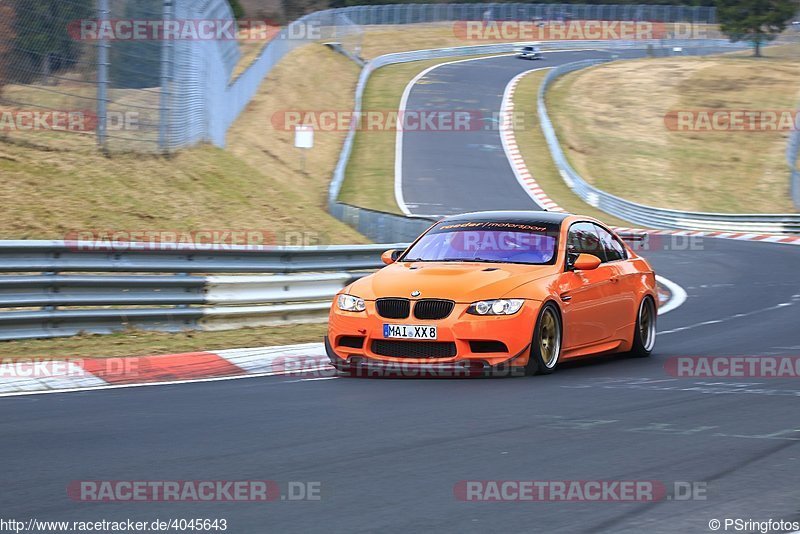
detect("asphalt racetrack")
(398, 48), (728, 217)
(2, 49), (799, 533)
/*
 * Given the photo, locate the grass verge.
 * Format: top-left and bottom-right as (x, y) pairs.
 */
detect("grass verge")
(546, 53), (800, 214)
(0, 43), (363, 357)
(0, 31), (580, 357)
(359, 23), (475, 58)
(0, 43), (366, 243)
(0, 324), (327, 360)
(339, 54), (506, 213)
(356, 23), (720, 60)
(0, 41), (508, 358)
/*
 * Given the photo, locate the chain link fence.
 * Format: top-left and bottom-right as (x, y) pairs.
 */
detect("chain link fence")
(0, 0), (99, 151)
(0, 0), (243, 153)
(0, 2), (716, 154)
(340, 3), (715, 25)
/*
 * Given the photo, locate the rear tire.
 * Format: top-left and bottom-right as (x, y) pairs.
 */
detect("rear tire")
(525, 302), (562, 375)
(630, 296), (657, 357)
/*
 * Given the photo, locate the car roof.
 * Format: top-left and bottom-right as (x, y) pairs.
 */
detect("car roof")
(440, 210), (572, 226)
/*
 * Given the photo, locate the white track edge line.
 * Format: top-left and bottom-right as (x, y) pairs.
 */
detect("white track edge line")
(655, 274), (688, 316)
(394, 54), (514, 217)
(0, 365), (334, 399)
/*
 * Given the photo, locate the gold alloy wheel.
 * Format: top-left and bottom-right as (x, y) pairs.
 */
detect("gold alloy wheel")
(539, 307), (561, 368)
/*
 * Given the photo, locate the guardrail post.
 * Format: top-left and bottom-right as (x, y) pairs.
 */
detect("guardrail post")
(158, 0), (173, 153)
(42, 271), (57, 312)
(96, 0), (110, 153)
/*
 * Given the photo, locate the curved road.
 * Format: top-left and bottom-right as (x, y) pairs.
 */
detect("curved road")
(2, 50), (800, 533)
(399, 47), (730, 217)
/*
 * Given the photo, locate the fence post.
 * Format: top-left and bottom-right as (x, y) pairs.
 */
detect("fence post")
(159, 0), (173, 153)
(96, 0), (110, 153)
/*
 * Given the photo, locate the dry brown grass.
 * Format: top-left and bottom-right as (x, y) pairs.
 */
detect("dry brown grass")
(359, 23), (469, 58)
(339, 54), (505, 213)
(357, 23), (721, 60)
(0, 43), (366, 243)
(225, 43), (366, 237)
(547, 56), (800, 213)
(340, 58), (452, 213)
(512, 70), (635, 227)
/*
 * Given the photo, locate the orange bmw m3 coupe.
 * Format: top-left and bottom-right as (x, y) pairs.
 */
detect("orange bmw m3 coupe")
(325, 211), (657, 376)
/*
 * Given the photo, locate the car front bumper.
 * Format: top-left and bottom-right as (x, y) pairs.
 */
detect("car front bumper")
(324, 336), (529, 377)
(326, 300), (538, 377)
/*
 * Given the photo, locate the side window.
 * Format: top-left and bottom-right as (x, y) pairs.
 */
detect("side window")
(567, 222), (606, 263)
(594, 224), (627, 262)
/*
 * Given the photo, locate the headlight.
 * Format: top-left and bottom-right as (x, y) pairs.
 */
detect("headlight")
(467, 299), (524, 316)
(337, 294), (366, 312)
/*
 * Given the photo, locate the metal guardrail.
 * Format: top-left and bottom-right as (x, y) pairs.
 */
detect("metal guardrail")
(539, 60), (800, 234)
(327, 42), (549, 242)
(221, 5), (716, 151)
(338, 4), (716, 25)
(329, 202), (437, 244)
(0, 242), (404, 340)
(328, 39), (760, 240)
(0, 241), (399, 273)
(329, 42), (528, 207)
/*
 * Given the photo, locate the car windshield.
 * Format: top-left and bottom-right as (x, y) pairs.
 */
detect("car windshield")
(402, 221), (559, 265)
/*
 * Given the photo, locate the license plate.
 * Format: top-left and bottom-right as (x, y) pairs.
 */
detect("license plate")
(383, 324), (437, 340)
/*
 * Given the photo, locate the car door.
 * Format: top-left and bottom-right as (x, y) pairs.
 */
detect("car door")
(557, 222), (618, 351)
(592, 223), (638, 339)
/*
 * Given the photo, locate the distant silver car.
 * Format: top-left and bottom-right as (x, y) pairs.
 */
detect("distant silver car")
(518, 46), (543, 60)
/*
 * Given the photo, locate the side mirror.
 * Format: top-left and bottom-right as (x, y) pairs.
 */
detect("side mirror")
(573, 253), (601, 271)
(381, 249), (402, 265)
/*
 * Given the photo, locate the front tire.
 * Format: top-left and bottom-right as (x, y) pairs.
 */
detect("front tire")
(630, 296), (656, 357)
(525, 302), (562, 375)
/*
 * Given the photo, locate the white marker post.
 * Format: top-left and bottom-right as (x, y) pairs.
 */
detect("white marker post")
(294, 125), (314, 173)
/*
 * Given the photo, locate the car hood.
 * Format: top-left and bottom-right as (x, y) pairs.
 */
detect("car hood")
(349, 262), (557, 302)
